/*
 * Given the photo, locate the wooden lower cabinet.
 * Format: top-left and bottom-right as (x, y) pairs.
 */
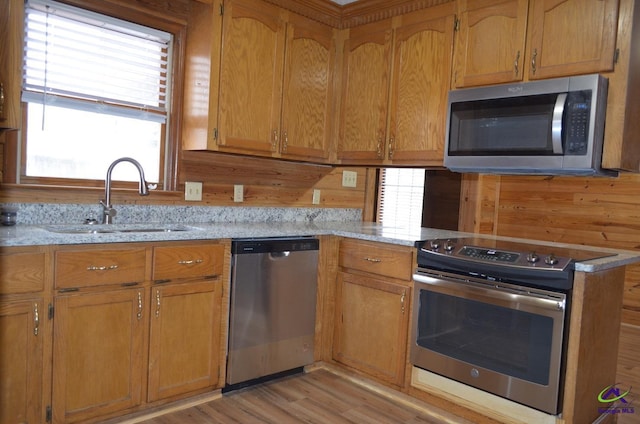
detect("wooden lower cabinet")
(147, 280), (222, 402)
(52, 288), (146, 423)
(0, 298), (45, 424)
(333, 271), (410, 387)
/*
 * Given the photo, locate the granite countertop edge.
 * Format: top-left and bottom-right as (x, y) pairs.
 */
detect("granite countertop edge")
(1, 221), (638, 273)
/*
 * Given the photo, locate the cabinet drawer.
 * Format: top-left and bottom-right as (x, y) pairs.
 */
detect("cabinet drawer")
(0, 249), (46, 294)
(152, 244), (224, 281)
(339, 239), (413, 281)
(55, 248), (147, 289)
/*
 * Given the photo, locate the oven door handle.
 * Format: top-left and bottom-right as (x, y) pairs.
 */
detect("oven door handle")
(413, 272), (566, 312)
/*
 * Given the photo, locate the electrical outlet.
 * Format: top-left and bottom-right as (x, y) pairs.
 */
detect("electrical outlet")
(312, 189), (321, 205)
(184, 181), (203, 201)
(342, 170), (357, 188)
(234, 184), (244, 202)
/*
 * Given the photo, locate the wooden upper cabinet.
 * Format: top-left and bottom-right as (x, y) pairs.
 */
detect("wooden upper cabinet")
(527, 0), (619, 80)
(388, 5), (455, 164)
(217, 0), (285, 156)
(453, 0), (529, 87)
(279, 14), (335, 161)
(338, 20), (393, 163)
(338, 3), (455, 166)
(454, 0), (619, 86)
(0, 0), (23, 130)
(181, 0), (223, 151)
(183, 0), (335, 162)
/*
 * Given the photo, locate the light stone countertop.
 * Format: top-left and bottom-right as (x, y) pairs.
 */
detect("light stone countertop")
(1, 220), (638, 273)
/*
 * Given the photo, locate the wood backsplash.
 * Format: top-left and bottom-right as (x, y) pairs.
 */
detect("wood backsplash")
(0, 149), (372, 213)
(459, 172), (640, 327)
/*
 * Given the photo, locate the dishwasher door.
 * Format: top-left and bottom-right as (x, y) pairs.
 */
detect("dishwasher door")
(226, 237), (319, 386)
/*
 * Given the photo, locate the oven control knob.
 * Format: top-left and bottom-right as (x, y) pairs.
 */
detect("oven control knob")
(545, 254), (559, 265)
(444, 240), (456, 252)
(429, 240), (440, 250)
(526, 252), (539, 263)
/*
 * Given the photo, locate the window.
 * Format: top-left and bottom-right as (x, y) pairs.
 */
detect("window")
(376, 168), (425, 228)
(21, 0), (176, 187)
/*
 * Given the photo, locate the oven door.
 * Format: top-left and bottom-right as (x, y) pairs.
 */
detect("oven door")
(411, 270), (567, 415)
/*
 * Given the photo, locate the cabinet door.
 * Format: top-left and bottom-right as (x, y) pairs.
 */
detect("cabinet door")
(453, 0), (529, 87)
(338, 20), (393, 163)
(182, 0), (223, 150)
(0, 299), (44, 424)
(333, 272), (410, 387)
(527, 0), (619, 79)
(147, 280), (222, 401)
(53, 288), (146, 423)
(279, 14), (334, 161)
(217, 0), (285, 156)
(0, 0), (23, 129)
(388, 6), (455, 164)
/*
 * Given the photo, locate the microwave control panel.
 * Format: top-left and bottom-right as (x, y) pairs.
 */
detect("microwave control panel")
(565, 90), (592, 155)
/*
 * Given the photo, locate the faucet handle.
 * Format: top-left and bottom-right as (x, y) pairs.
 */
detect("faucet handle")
(147, 183), (158, 190)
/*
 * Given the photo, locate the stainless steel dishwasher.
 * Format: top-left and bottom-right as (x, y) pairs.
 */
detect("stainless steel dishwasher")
(225, 237), (319, 389)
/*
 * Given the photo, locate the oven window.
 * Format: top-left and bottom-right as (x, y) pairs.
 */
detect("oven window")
(416, 290), (553, 385)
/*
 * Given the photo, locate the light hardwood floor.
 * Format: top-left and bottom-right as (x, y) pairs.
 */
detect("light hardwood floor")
(134, 368), (474, 424)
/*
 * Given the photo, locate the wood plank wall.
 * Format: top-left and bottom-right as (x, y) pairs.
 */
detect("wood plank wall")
(460, 172), (640, 421)
(0, 149), (372, 212)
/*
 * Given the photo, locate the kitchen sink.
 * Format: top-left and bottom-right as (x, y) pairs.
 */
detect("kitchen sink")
(44, 224), (200, 234)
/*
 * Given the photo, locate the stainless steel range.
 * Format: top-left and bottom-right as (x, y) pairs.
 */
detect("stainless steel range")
(411, 237), (613, 415)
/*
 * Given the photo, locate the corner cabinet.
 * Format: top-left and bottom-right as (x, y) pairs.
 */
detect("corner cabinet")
(0, 246), (50, 424)
(333, 239), (414, 388)
(182, 0), (335, 163)
(337, 3), (455, 166)
(453, 0), (619, 88)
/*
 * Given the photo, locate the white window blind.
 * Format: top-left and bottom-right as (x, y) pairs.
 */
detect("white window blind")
(377, 168), (425, 228)
(22, 0), (172, 123)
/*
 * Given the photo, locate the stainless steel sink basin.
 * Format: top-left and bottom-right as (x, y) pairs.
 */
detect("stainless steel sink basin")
(44, 224), (199, 234)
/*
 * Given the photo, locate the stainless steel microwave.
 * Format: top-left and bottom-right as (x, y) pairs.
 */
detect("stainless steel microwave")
(444, 74), (616, 176)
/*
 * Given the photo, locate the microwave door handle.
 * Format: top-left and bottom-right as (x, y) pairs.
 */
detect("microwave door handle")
(552, 93), (567, 154)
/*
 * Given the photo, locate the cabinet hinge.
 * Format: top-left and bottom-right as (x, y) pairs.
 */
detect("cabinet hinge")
(454, 17), (459, 32)
(220, 3), (224, 15)
(48, 303), (54, 320)
(614, 48), (620, 64)
(46, 405), (52, 422)
(213, 128), (219, 141)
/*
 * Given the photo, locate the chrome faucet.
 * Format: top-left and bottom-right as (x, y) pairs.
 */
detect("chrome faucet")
(100, 157), (153, 224)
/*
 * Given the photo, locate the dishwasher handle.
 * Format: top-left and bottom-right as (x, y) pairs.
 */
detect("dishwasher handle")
(269, 251), (291, 259)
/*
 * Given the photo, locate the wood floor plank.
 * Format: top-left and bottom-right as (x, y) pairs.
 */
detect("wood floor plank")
(136, 369), (471, 424)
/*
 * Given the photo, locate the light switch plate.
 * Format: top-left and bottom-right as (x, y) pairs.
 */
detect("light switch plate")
(185, 181), (203, 201)
(342, 170), (357, 188)
(234, 185), (244, 202)
(312, 189), (321, 205)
